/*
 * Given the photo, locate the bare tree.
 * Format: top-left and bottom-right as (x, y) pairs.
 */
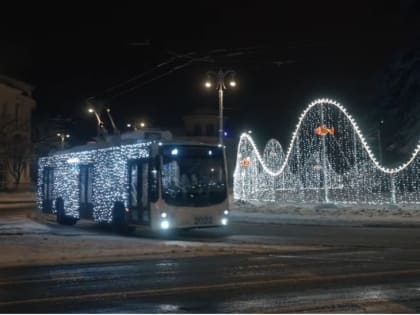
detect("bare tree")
(0, 119), (15, 189)
(5, 134), (32, 190)
(0, 117), (32, 190)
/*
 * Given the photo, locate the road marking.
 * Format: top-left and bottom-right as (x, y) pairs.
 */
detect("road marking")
(2, 268), (420, 307)
(262, 295), (418, 313)
(0, 275), (88, 286)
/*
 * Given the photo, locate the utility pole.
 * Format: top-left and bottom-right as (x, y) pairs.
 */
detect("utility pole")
(204, 69), (237, 146)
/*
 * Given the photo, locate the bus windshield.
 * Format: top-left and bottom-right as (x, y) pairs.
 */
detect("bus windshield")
(161, 145), (227, 207)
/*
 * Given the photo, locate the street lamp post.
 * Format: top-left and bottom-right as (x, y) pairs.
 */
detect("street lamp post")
(88, 107), (107, 138)
(205, 69), (236, 146)
(377, 120), (384, 164)
(86, 97), (108, 140)
(106, 108), (119, 135)
(88, 108), (103, 127)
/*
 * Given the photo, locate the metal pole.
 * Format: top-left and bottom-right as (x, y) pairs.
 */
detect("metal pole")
(390, 174), (396, 204)
(93, 111), (102, 126)
(320, 104), (329, 203)
(353, 128), (359, 202)
(218, 84), (224, 146)
(60, 135), (64, 150)
(206, 68), (235, 145)
(296, 133), (303, 201)
(377, 126), (383, 164)
(106, 108), (120, 135)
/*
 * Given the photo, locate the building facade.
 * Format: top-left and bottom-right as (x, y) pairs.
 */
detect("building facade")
(181, 108), (236, 186)
(0, 75), (36, 190)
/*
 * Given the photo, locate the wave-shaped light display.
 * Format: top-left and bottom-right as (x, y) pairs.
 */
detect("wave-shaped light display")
(233, 98), (420, 204)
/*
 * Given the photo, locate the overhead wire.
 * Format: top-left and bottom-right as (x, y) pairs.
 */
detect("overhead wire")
(100, 45), (271, 100)
(108, 59), (195, 99)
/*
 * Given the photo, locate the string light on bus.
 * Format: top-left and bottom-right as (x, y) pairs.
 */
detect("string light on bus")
(38, 142), (151, 222)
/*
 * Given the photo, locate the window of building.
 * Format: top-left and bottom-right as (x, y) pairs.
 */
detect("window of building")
(206, 124), (215, 136)
(193, 124), (202, 136)
(15, 103), (20, 121)
(0, 162), (6, 190)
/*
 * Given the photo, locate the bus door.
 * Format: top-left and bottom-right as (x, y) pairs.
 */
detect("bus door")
(128, 159), (150, 225)
(42, 167), (54, 213)
(79, 165), (93, 219)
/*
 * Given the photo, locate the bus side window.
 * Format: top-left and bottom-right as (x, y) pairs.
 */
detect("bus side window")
(149, 157), (159, 203)
(43, 167), (54, 201)
(130, 163), (138, 207)
(42, 167), (54, 212)
(79, 165), (93, 204)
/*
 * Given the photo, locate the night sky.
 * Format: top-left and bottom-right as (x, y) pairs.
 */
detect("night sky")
(1, 1), (418, 147)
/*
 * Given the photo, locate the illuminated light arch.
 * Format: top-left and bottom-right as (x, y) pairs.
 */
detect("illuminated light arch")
(262, 138), (284, 170)
(235, 98), (420, 177)
(234, 98), (420, 204)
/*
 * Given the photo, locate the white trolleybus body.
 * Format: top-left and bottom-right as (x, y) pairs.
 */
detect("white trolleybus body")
(37, 130), (229, 232)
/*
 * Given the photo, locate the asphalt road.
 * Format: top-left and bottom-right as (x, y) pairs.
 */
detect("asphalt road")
(1, 209), (420, 313)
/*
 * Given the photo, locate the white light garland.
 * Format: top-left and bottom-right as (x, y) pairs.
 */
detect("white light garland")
(38, 142), (150, 222)
(234, 98), (420, 205)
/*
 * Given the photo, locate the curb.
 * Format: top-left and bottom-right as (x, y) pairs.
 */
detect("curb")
(230, 212), (420, 228)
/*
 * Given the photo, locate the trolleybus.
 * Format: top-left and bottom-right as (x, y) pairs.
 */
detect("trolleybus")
(38, 130), (229, 232)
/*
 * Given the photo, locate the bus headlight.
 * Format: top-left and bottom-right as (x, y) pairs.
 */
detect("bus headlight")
(221, 218), (228, 226)
(161, 220), (170, 230)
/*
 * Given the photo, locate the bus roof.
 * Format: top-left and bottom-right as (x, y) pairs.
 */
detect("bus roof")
(46, 130), (220, 157)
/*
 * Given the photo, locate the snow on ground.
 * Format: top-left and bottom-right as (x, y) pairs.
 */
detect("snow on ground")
(0, 191), (35, 202)
(0, 218), (317, 268)
(0, 208), (231, 268)
(0, 205), (317, 268)
(0, 191), (36, 209)
(230, 194), (420, 226)
(1, 191), (419, 225)
(0, 191), (420, 268)
(0, 231), (230, 268)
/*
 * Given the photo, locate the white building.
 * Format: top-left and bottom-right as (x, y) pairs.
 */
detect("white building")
(0, 75), (36, 190)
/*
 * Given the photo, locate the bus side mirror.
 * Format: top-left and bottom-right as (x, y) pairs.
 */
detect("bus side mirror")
(149, 158), (159, 202)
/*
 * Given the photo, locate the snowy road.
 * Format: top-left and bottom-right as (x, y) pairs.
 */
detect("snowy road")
(2, 250), (420, 313)
(1, 206), (420, 312)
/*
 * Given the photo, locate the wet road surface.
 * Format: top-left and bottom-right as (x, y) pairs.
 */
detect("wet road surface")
(1, 209), (420, 312)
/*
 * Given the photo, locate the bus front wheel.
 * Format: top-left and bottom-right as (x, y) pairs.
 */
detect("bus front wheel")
(56, 198), (77, 226)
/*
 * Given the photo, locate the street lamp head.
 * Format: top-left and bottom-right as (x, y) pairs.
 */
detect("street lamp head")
(88, 108), (94, 113)
(57, 133), (61, 137)
(66, 134), (70, 138)
(228, 71), (237, 88)
(204, 81), (212, 88)
(126, 123), (132, 128)
(140, 122), (146, 128)
(204, 68), (236, 146)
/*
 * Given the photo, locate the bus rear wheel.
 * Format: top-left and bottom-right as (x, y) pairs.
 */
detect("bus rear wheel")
(55, 198), (77, 226)
(112, 202), (135, 235)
